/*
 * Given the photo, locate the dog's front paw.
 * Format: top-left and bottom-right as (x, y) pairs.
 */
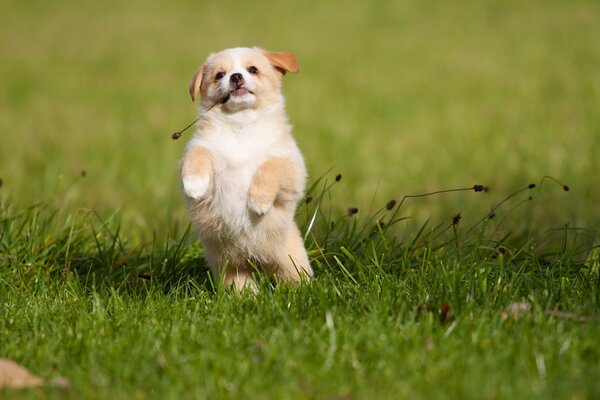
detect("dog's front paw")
(248, 191), (276, 216)
(182, 174), (210, 200)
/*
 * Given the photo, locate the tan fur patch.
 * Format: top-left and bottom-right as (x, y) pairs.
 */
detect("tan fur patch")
(181, 146), (213, 177)
(263, 50), (300, 74)
(189, 64), (205, 101)
(248, 157), (297, 210)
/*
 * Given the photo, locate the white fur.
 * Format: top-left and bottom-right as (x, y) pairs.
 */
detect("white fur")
(185, 103), (302, 234)
(182, 174), (210, 200)
(217, 48), (259, 111)
(181, 47), (311, 289)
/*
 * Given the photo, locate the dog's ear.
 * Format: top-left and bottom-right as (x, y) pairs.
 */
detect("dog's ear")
(263, 51), (300, 75)
(188, 64), (205, 101)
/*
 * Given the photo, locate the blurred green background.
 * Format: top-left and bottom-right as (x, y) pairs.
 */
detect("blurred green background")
(1, 0), (599, 237)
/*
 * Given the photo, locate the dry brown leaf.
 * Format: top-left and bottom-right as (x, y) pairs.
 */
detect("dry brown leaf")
(0, 359), (45, 389)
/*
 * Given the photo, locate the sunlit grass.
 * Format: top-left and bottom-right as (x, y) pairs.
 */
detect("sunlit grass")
(1, 0), (599, 232)
(1, 0), (600, 398)
(1, 176), (599, 398)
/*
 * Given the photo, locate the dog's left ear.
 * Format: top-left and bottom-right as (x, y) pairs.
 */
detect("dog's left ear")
(264, 51), (300, 75)
(188, 64), (205, 101)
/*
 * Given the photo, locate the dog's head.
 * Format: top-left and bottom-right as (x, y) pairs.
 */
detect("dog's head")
(189, 47), (299, 113)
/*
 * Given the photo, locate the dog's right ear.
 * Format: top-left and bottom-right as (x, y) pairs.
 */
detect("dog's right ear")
(188, 64), (205, 102)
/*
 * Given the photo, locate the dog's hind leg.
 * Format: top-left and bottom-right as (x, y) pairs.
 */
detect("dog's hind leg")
(272, 224), (313, 284)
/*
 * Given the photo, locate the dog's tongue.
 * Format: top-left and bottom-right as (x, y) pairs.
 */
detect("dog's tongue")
(232, 88), (249, 96)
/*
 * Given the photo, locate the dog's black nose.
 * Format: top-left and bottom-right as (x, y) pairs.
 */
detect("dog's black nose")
(230, 73), (244, 85)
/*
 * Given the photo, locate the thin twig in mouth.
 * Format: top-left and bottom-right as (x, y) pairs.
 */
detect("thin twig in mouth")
(220, 94), (231, 104)
(171, 86), (256, 140)
(170, 96), (226, 140)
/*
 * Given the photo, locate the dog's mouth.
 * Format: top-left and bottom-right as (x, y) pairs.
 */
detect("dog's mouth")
(217, 87), (255, 106)
(230, 87), (253, 97)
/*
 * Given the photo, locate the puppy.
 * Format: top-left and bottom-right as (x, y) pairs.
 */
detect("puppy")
(181, 47), (313, 290)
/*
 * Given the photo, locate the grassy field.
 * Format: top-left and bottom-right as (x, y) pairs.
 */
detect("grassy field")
(1, 0), (600, 398)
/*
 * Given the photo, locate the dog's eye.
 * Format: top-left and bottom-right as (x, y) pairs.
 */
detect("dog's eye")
(247, 66), (258, 74)
(215, 71), (225, 80)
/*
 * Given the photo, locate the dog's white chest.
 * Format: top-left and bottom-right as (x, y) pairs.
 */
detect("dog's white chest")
(209, 167), (255, 233)
(187, 117), (289, 234)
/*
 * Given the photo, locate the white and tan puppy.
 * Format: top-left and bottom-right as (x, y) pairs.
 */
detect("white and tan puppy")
(181, 47), (312, 290)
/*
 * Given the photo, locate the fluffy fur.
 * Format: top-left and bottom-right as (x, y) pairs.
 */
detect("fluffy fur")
(181, 47), (312, 290)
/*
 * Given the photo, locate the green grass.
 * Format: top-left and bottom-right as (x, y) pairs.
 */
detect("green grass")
(1, 0), (600, 398)
(2, 180), (599, 399)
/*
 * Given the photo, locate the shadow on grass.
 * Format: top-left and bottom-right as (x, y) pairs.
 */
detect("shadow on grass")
(0, 199), (212, 294)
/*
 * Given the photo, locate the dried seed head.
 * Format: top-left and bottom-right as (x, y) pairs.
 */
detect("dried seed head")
(541, 176), (570, 192)
(491, 246), (508, 259)
(304, 195), (313, 204)
(171, 117), (200, 140)
(488, 212), (496, 219)
(80, 170), (86, 178)
(452, 213), (462, 225)
(347, 207), (359, 216)
(138, 272), (151, 280)
(528, 183), (536, 189)
(386, 199), (396, 210)
(335, 174), (342, 182)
